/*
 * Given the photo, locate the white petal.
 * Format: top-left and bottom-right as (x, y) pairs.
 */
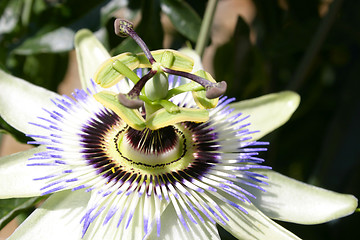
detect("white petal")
(0, 69), (59, 135)
(74, 29), (110, 90)
(8, 190), (90, 240)
(229, 91), (300, 140)
(82, 190), (155, 240)
(0, 146), (61, 198)
(215, 195), (301, 240)
(250, 170), (358, 224)
(145, 204), (220, 240)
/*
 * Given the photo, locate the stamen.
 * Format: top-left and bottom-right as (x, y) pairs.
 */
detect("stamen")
(163, 68), (227, 99)
(117, 94), (144, 109)
(117, 69), (157, 109)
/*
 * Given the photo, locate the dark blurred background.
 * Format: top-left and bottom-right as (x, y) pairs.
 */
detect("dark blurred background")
(0, 0), (359, 239)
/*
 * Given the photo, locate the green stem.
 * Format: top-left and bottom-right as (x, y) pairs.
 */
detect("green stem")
(22, 0), (33, 26)
(195, 0), (219, 58)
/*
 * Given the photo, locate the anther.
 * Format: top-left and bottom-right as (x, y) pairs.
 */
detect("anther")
(163, 68), (227, 99)
(117, 94), (144, 109)
(117, 70), (157, 108)
(205, 81), (227, 99)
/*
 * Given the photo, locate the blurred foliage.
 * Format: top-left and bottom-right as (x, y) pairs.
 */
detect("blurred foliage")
(0, 198), (30, 219)
(0, 0), (359, 239)
(0, 196), (47, 230)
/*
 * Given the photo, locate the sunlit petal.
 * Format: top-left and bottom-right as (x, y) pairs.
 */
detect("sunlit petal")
(0, 70), (59, 135)
(229, 91), (300, 140)
(215, 197), (301, 240)
(249, 170), (358, 224)
(0, 146), (63, 198)
(75, 29), (110, 90)
(145, 204), (220, 240)
(8, 190), (90, 240)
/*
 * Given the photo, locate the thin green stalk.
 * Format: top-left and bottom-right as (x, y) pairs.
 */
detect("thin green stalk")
(22, 0), (33, 26)
(195, 0), (219, 58)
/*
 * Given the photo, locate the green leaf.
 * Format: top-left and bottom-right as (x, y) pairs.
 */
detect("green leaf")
(22, 53), (69, 92)
(160, 0), (201, 42)
(13, 27), (75, 54)
(11, 0), (110, 55)
(0, 198), (30, 221)
(0, 0), (23, 35)
(0, 116), (29, 143)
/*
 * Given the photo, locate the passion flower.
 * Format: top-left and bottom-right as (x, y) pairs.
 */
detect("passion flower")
(0, 19), (356, 240)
